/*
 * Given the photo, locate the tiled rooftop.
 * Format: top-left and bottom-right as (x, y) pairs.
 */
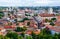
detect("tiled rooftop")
(39, 13), (55, 17)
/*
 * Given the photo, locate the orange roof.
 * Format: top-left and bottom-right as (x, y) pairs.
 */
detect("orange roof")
(4, 26), (15, 29)
(18, 22), (24, 27)
(26, 30), (32, 35)
(33, 25), (38, 28)
(46, 25), (60, 32)
(57, 16), (60, 19)
(0, 32), (3, 35)
(39, 13), (55, 17)
(34, 30), (40, 35)
(55, 21), (60, 26)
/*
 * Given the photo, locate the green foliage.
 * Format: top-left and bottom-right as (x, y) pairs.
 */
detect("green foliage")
(0, 30), (60, 39)
(14, 19), (17, 23)
(19, 18), (30, 22)
(56, 14), (60, 16)
(31, 28), (52, 39)
(15, 27), (27, 32)
(25, 35), (33, 39)
(8, 13), (10, 16)
(6, 32), (19, 39)
(37, 28), (60, 39)
(45, 19), (49, 22)
(41, 28), (51, 35)
(31, 32), (37, 39)
(50, 22), (55, 26)
(18, 36), (23, 39)
(0, 12), (4, 19)
(34, 14), (38, 16)
(0, 35), (10, 39)
(49, 20), (53, 22)
(45, 18), (56, 23)
(23, 18), (30, 21)
(25, 13), (30, 16)
(51, 18), (56, 21)
(20, 32), (25, 37)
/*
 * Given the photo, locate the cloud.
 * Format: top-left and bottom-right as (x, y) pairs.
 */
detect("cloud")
(0, 0), (60, 6)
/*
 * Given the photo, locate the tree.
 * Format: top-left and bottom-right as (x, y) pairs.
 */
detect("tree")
(31, 32), (37, 39)
(4, 36), (10, 39)
(53, 33), (59, 39)
(25, 35), (33, 39)
(18, 36), (23, 39)
(23, 26), (27, 31)
(15, 27), (23, 32)
(49, 20), (52, 22)
(8, 13), (10, 16)
(19, 18), (30, 22)
(0, 12), (4, 19)
(6, 32), (19, 39)
(41, 28), (51, 35)
(45, 19), (48, 22)
(50, 22), (55, 26)
(0, 35), (10, 39)
(34, 14), (38, 16)
(0, 35), (4, 39)
(21, 32), (25, 37)
(14, 19), (17, 23)
(51, 18), (56, 21)
(15, 27), (27, 32)
(23, 18), (30, 21)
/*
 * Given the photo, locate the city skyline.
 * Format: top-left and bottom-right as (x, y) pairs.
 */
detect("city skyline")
(0, 0), (60, 7)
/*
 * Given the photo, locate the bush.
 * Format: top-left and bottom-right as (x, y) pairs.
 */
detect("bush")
(0, 12), (4, 19)
(49, 20), (52, 22)
(25, 35), (33, 39)
(45, 19), (48, 22)
(15, 27), (27, 32)
(6, 32), (19, 39)
(50, 22), (55, 26)
(19, 18), (30, 22)
(34, 14), (38, 16)
(0, 30), (60, 39)
(51, 18), (56, 21)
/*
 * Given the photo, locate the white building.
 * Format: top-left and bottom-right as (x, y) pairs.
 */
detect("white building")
(48, 7), (53, 14)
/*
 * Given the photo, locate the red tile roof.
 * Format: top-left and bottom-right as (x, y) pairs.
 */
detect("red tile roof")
(39, 13), (55, 17)
(26, 30), (32, 35)
(4, 26), (15, 29)
(57, 16), (60, 19)
(46, 25), (60, 32)
(55, 21), (60, 26)
(34, 29), (40, 35)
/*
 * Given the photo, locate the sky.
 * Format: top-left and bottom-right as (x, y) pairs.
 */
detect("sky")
(0, 0), (60, 6)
